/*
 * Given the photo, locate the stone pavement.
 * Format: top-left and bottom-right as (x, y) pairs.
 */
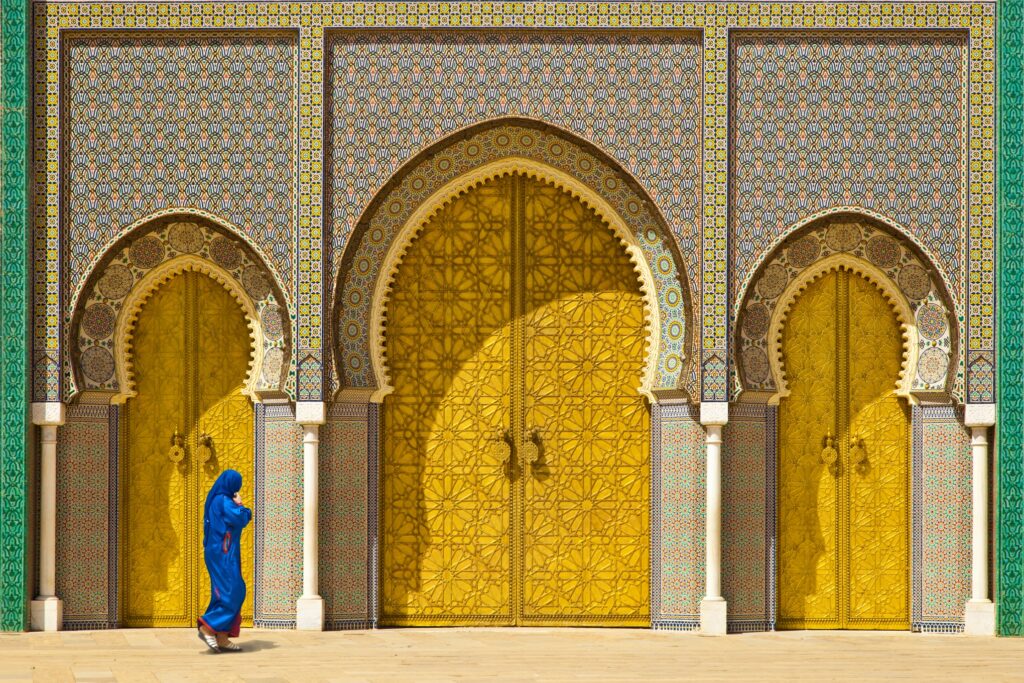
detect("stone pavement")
(1, 627), (1022, 682)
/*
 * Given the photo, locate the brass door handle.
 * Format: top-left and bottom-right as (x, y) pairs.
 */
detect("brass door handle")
(490, 428), (512, 472)
(820, 431), (838, 467)
(850, 433), (867, 466)
(198, 433), (214, 464)
(168, 429), (185, 463)
(523, 427), (541, 468)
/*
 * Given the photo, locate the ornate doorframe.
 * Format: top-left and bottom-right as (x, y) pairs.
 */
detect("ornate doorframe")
(333, 119), (695, 401)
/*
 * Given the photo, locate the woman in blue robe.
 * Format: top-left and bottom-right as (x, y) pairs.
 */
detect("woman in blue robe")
(197, 469), (252, 653)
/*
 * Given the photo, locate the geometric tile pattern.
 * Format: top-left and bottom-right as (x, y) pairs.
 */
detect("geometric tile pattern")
(55, 405), (112, 627)
(735, 216), (960, 400)
(327, 31), (703, 392)
(60, 33), (296, 302)
(998, 0), (1024, 637)
(722, 404), (774, 632)
(320, 404), (369, 629)
(912, 406), (971, 633)
(254, 404), (303, 628)
(651, 404), (704, 630)
(731, 32), (966, 306)
(334, 121), (695, 396)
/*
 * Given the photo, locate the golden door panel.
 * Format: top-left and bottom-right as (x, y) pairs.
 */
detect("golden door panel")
(846, 272), (909, 629)
(124, 275), (191, 627)
(777, 268), (909, 630)
(381, 176), (514, 625)
(521, 177), (650, 625)
(777, 271), (840, 629)
(381, 173), (650, 627)
(194, 273), (256, 626)
(123, 271), (255, 627)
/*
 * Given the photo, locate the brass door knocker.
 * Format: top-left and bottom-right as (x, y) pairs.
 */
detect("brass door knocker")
(198, 433), (214, 464)
(167, 429), (185, 464)
(820, 431), (838, 469)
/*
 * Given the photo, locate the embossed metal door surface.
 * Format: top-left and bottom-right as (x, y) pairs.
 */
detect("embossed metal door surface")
(381, 177), (514, 625)
(520, 178), (650, 625)
(381, 174), (649, 626)
(777, 269), (909, 630)
(123, 271), (254, 627)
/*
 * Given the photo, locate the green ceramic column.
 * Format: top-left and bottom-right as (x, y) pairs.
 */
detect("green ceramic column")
(998, 0), (1024, 636)
(0, 0), (30, 632)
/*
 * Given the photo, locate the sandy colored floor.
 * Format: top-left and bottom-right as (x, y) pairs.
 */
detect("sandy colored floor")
(1, 627), (1023, 682)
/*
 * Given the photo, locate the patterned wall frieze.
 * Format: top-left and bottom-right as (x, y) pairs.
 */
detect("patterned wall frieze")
(334, 121), (696, 397)
(0, 0), (29, 632)
(68, 216), (294, 400)
(735, 215), (960, 401)
(998, 0), (1024, 638)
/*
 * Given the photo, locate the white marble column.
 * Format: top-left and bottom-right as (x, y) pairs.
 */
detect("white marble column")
(30, 402), (65, 632)
(295, 401), (326, 630)
(964, 404), (996, 635)
(699, 402), (728, 635)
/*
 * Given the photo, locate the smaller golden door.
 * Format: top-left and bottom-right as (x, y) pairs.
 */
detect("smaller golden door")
(121, 271), (255, 627)
(777, 268), (910, 630)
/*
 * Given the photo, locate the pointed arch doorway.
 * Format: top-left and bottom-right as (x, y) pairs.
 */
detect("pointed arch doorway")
(380, 173), (651, 626)
(120, 270), (255, 627)
(776, 266), (910, 630)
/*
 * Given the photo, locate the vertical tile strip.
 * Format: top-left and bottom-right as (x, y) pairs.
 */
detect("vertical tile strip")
(649, 402), (663, 627)
(0, 0), (29, 632)
(766, 404), (777, 630)
(107, 405), (119, 628)
(367, 402), (379, 627)
(911, 405), (923, 631)
(253, 403), (266, 626)
(998, 0), (1024, 637)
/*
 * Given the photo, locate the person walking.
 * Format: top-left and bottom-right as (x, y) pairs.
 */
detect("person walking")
(197, 469), (252, 653)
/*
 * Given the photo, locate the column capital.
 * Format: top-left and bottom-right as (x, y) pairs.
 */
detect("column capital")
(31, 402), (65, 426)
(964, 403), (996, 428)
(699, 401), (729, 427)
(295, 401), (327, 425)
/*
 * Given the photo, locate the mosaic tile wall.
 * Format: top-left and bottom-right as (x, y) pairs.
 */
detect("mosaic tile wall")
(651, 404), (705, 629)
(60, 32), (297, 302)
(55, 405), (114, 627)
(731, 32), (967, 305)
(254, 404), (303, 627)
(320, 404), (371, 628)
(722, 405), (773, 631)
(913, 406), (971, 632)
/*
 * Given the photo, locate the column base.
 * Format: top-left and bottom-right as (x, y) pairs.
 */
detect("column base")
(699, 597), (728, 636)
(964, 599), (996, 636)
(296, 595), (325, 631)
(30, 596), (63, 632)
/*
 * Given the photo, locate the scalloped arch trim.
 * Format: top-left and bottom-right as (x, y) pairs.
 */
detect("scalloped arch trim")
(111, 255), (264, 404)
(369, 157), (661, 402)
(766, 253), (918, 404)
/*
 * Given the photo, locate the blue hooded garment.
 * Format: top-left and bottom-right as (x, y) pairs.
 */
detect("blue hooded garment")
(198, 469), (252, 636)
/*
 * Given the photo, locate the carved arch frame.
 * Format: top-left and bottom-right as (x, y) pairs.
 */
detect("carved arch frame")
(333, 119), (696, 400)
(368, 156), (662, 403)
(765, 254), (917, 404)
(734, 212), (961, 403)
(69, 214), (293, 402)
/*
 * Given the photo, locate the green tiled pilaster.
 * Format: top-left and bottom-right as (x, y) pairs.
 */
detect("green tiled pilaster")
(997, 0), (1024, 636)
(0, 0), (30, 631)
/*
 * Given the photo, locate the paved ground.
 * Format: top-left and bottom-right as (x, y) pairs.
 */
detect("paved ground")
(1, 627), (1022, 682)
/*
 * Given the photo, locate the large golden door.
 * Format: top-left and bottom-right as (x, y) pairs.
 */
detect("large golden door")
(381, 174), (649, 626)
(777, 268), (909, 630)
(122, 271), (255, 627)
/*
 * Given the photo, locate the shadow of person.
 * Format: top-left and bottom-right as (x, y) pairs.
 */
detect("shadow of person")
(233, 639), (279, 652)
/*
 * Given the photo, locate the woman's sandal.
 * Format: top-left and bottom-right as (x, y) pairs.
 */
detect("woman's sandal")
(219, 640), (242, 652)
(197, 628), (221, 653)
